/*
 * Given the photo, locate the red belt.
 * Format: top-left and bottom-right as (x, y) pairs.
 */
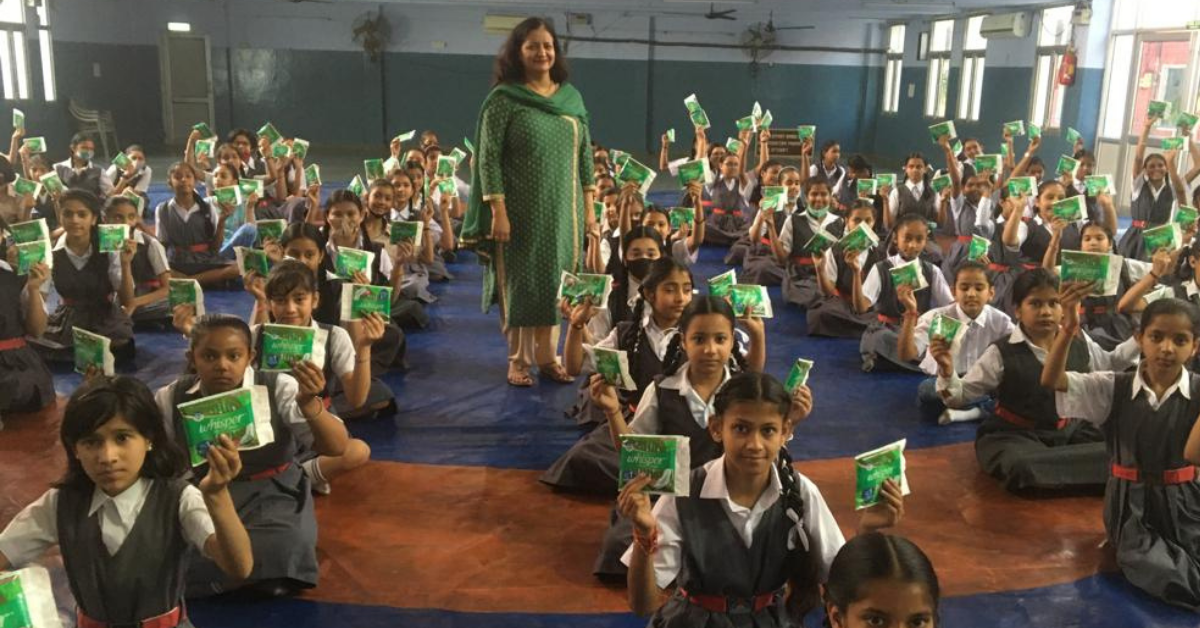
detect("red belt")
(1111, 463), (1196, 485)
(140, 279), (162, 289)
(244, 461), (291, 482)
(186, 243), (211, 252)
(679, 586), (781, 614)
(760, 237), (773, 246)
(956, 235), (973, 243)
(995, 405), (1068, 430)
(77, 606), (182, 628)
(1131, 220), (1147, 228)
(792, 256), (816, 266)
(62, 294), (114, 306)
(711, 208), (743, 217)
(877, 313), (900, 325)
(0, 337), (26, 351)
(1084, 305), (1108, 315)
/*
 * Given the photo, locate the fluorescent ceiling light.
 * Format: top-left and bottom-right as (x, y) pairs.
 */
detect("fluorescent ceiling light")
(167, 22), (191, 32)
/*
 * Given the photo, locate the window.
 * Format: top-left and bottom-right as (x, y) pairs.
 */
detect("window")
(1029, 6), (1074, 129)
(0, 0), (52, 102)
(882, 24), (905, 114)
(957, 15), (987, 121)
(924, 19), (953, 118)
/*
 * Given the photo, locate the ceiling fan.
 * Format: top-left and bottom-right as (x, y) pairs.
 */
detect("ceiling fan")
(705, 4), (737, 20)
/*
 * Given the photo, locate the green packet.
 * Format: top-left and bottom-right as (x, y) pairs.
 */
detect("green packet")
(876, 173), (897, 188)
(1144, 223), (1182, 255)
(339, 283), (392, 321)
(803, 228), (839, 256)
(213, 185), (241, 207)
(1162, 137), (1186, 151)
(888, 259), (928, 291)
(1003, 120), (1026, 136)
(192, 121), (215, 139)
(73, 327), (114, 377)
(854, 439), (910, 510)
(928, 313), (964, 345)
(178, 385), (274, 468)
(558, 270), (613, 308)
(8, 217), (47, 245)
(304, 164), (321, 186)
(0, 565), (62, 628)
(291, 138), (310, 161)
(1143, 285), (1174, 305)
(593, 200), (605, 222)
(927, 120), (956, 144)
(761, 185), (787, 207)
(194, 139), (215, 160)
(665, 128), (675, 143)
(617, 156), (657, 196)
(1027, 122), (1042, 139)
(930, 173), (953, 195)
(967, 235), (991, 261)
(11, 107), (23, 130)
(796, 125), (816, 142)
(1007, 176), (1037, 197)
(238, 178), (264, 197)
(269, 142), (290, 159)
(1000, 143), (1010, 158)
(1175, 205), (1199, 226)
(785, 358), (813, 391)
(1061, 250), (1123, 297)
(12, 176), (42, 198)
(591, 345), (636, 390)
(121, 188), (144, 213)
(463, 136), (475, 154)
(708, 269), (737, 298)
(1065, 127), (1082, 145)
(1148, 100), (1172, 118)
(21, 136), (45, 153)
(1051, 195), (1085, 222)
(1177, 111), (1199, 130)
(168, 278), (205, 316)
(436, 155), (457, 178)
(394, 129), (415, 144)
(618, 434), (691, 496)
(390, 220), (424, 247)
(347, 175), (366, 198)
(234, 246), (270, 277)
(839, 223), (880, 253)
(729, 283), (774, 318)
(257, 121), (282, 145)
(669, 206), (695, 231)
(448, 147), (468, 167)
(363, 158), (386, 181)
(856, 178), (878, 196)
(37, 172), (64, 195)
(259, 323), (323, 372)
(112, 151), (131, 170)
(734, 116), (756, 133)
(973, 154), (1001, 172)
(1084, 174), (1115, 196)
(725, 137), (744, 155)
(676, 158), (712, 189)
(15, 240), (50, 275)
(684, 93), (710, 129)
(255, 219), (286, 247)
(1056, 154), (1079, 176)
(97, 224), (128, 254)
(335, 247), (375, 282)
(758, 109), (774, 129)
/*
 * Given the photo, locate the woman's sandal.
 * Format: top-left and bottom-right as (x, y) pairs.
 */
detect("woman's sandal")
(537, 362), (575, 384)
(508, 366), (534, 387)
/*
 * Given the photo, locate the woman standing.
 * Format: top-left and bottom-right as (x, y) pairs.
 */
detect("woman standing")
(463, 17), (597, 387)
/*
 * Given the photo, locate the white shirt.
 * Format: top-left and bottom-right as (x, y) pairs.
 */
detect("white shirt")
(671, 237), (698, 267)
(913, 303), (1015, 376)
(594, 311), (676, 364)
(54, 158), (114, 197)
(948, 194), (996, 238)
(860, 254), (954, 308)
(778, 210), (840, 256)
(1132, 173), (1174, 206)
(50, 234), (124, 292)
(628, 363), (730, 436)
(887, 180), (927, 219)
(620, 456), (845, 589)
(104, 164), (153, 194)
(1058, 365), (1192, 424)
(587, 276), (641, 342)
(937, 325), (1141, 407)
(251, 320), (356, 380)
(0, 478), (214, 566)
(325, 234), (394, 283)
(819, 245), (874, 286)
(133, 230), (170, 278)
(155, 198), (220, 248)
(390, 206), (445, 248)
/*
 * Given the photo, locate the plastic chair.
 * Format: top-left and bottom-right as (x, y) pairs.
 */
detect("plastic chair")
(67, 98), (119, 159)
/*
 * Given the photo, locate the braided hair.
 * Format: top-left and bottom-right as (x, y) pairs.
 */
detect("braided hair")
(621, 257), (693, 386)
(660, 296), (750, 379)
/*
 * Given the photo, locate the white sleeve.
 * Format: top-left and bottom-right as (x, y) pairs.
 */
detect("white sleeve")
(155, 204), (169, 246)
(797, 474), (846, 582)
(1057, 371), (1116, 425)
(378, 247), (394, 283)
(177, 484), (217, 556)
(887, 188), (899, 218)
(1006, 221), (1029, 252)
(136, 167), (152, 193)
(912, 310), (935, 358)
(107, 252), (124, 291)
(148, 237), (170, 276)
(329, 326), (357, 379)
(820, 249), (838, 286)
(671, 238), (697, 266)
(595, 327), (620, 351)
(627, 383), (661, 435)
(937, 343), (1004, 406)
(975, 198), (995, 236)
(1124, 258), (1151, 284)
(587, 309), (614, 344)
(861, 264), (883, 306)
(1090, 334), (1141, 372)
(0, 489), (60, 567)
(620, 493), (683, 589)
(778, 215), (794, 255)
(274, 373), (317, 428)
(155, 383), (178, 439)
(929, 266), (954, 308)
(1131, 173), (1147, 201)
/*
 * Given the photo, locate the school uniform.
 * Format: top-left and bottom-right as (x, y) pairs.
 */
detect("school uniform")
(1118, 174), (1177, 262)
(859, 255), (953, 371)
(805, 243), (881, 338)
(984, 219), (1031, 316)
(1075, 259), (1149, 351)
(104, 164), (153, 195)
(593, 364), (733, 579)
(598, 226), (622, 270)
(740, 204), (795, 287)
(154, 196), (230, 275)
(938, 326), (1140, 492)
(1058, 367), (1200, 610)
(313, 261), (409, 373)
(54, 158), (111, 198)
(0, 477), (214, 627)
(620, 455), (845, 627)
(363, 221), (432, 333)
(778, 209), (844, 308)
(911, 303), (1014, 421)
(705, 178), (751, 247)
(155, 368), (325, 595)
(940, 194), (995, 279)
(587, 277), (640, 343)
(202, 194), (258, 259)
(36, 234), (134, 358)
(565, 311), (676, 428)
(127, 230), (172, 324)
(809, 163), (847, 197)
(0, 262), (54, 414)
(30, 194), (57, 232)
(390, 205), (453, 283)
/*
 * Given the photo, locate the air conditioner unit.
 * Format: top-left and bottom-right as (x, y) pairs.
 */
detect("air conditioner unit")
(483, 15), (528, 35)
(980, 12), (1029, 39)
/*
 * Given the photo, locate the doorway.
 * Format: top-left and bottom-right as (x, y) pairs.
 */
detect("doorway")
(158, 32), (215, 145)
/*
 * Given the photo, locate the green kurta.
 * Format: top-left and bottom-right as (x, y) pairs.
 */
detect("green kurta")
(462, 83), (595, 328)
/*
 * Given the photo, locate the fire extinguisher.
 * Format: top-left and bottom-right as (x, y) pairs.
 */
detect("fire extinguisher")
(1058, 43), (1077, 87)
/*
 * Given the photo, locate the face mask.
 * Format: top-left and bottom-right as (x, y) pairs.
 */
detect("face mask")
(626, 258), (653, 281)
(76, 149), (94, 162)
(808, 206), (828, 219)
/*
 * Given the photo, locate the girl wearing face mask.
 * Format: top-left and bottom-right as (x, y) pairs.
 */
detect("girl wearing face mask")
(54, 132), (109, 198)
(775, 177), (844, 309)
(589, 227), (666, 341)
(105, 144), (152, 202)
